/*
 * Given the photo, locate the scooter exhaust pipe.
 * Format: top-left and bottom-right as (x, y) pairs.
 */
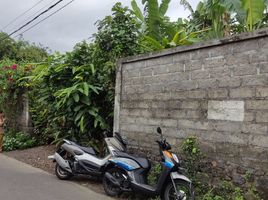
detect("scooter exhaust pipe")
(104, 172), (121, 187)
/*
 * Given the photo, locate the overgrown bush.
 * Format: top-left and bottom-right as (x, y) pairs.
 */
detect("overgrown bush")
(181, 137), (262, 200)
(27, 3), (144, 148)
(3, 132), (37, 151)
(0, 59), (33, 130)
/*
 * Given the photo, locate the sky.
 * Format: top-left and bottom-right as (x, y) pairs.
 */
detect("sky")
(0, 0), (199, 52)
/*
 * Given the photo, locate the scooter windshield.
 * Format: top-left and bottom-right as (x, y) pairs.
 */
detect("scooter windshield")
(105, 137), (126, 153)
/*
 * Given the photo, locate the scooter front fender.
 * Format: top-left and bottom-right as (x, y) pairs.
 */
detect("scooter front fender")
(54, 153), (72, 173)
(170, 172), (191, 183)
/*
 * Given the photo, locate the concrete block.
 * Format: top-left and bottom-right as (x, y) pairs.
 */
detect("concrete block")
(170, 91), (188, 100)
(173, 52), (190, 62)
(234, 64), (257, 76)
(256, 112), (268, 123)
(185, 59), (203, 71)
(124, 69), (140, 78)
(241, 75), (268, 86)
(148, 84), (164, 93)
(208, 89), (229, 99)
(241, 123), (268, 135)
(152, 65), (169, 75)
(259, 62), (268, 73)
(191, 70), (209, 80)
(121, 101), (151, 109)
(250, 135), (268, 148)
(246, 100), (268, 110)
(187, 90), (207, 99)
(225, 54), (249, 66)
(146, 55), (173, 67)
(204, 56), (225, 68)
(229, 88), (255, 98)
(150, 101), (165, 109)
(243, 112), (255, 122)
(178, 119), (210, 130)
(153, 92), (171, 101)
(152, 109), (171, 118)
(209, 67), (231, 79)
(211, 121), (242, 133)
(208, 100), (245, 121)
(123, 61), (146, 70)
(168, 62), (185, 73)
(209, 45), (233, 57)
(181, 101), (201, 109)
(167, 80), (198, 91)
(190, 49), (209, 60)
(256, 87), (268, 98)
(140, 68), (153, 76)
(170, 90), (207, 100)
(166, 100), (182, 109)
(218, 77), (241, 88)
(232, 40), (259, 53)
(251, 53), (268, 64)
(197, 79), (218, 89)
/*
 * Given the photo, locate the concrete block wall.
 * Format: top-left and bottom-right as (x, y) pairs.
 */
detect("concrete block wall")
(18, 94), (33, 134)
(114, 29), (268, 195)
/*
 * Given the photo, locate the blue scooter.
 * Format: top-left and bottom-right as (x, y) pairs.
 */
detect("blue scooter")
(103, 127), (194, 200)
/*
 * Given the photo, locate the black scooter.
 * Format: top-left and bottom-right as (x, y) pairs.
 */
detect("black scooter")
(103, 127), (194, 200)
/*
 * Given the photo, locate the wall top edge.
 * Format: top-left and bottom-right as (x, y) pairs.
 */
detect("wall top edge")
(119, 28), (268, 64)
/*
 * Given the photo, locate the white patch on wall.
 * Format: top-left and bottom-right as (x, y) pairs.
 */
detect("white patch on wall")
(208, 101), (244, 121)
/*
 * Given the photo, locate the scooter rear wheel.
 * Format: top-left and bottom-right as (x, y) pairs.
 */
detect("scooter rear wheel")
(55, 163), (72, 180)
(163, 180), (194, 200)
(103, 168), (125, 197)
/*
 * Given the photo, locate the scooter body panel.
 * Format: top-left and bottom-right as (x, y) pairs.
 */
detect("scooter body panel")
(54, 152), (72, 173)
(75, 153), (109, 168)
(109, 157), (140, 171)
(61, 143), (84, 156)
(170, 172), (191, 183)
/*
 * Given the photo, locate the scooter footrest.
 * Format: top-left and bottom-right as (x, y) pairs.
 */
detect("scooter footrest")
(132, 182), (156, 193)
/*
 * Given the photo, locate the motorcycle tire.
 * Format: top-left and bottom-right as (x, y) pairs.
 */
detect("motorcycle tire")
(163, 180), (194, 200)
(55, 163), (73, 180)
(103, 168), (125, 197)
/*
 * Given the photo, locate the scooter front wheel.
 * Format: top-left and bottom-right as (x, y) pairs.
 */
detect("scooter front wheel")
(55, 163), (73, 180)
(163, 180), (194, 200)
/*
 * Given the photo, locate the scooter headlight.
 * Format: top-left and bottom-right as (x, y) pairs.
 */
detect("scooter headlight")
(172, 153), (179, 163)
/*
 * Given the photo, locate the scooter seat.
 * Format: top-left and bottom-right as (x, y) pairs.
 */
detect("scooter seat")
(67, 140), (97, 155)
(115, 152), (151, 169)
(80, 146), (97, 155)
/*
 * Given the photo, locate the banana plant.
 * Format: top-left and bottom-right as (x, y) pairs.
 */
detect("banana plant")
(241, 0), (265, 31)
(142, 27), (209, 51)
(131, 0), (171, 40)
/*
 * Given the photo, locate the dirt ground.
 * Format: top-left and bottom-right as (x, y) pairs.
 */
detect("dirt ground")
(3, 145), (144, 199)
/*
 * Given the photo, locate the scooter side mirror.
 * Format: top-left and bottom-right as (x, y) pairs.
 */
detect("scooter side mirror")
(157, 127), (162, 135)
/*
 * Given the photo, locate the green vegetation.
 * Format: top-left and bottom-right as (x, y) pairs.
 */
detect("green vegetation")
(3, 132), (37, 151)
(26, 3), (143, 149)
(181, 137), (262, 200)
(0, 32), (48, 62)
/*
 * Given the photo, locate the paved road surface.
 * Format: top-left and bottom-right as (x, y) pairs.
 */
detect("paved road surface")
(0, 154), (113, 200)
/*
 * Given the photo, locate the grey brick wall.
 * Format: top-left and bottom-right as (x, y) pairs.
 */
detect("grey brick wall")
(114, 29), (268, 195)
